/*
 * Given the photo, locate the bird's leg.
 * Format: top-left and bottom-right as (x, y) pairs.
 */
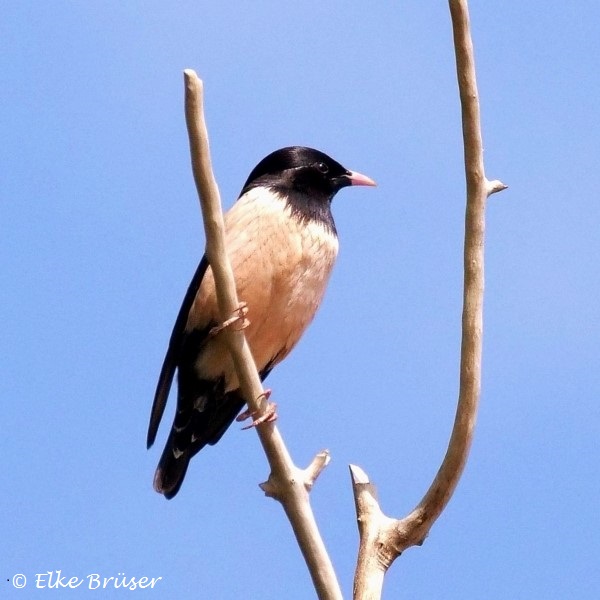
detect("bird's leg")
(209, 302), (249, 336)
(236, 389), (278, 429)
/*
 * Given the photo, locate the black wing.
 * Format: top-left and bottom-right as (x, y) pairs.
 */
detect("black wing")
(146, 256), (209, 448)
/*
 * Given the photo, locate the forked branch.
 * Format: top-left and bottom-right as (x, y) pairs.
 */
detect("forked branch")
(351, 2), (507, 598)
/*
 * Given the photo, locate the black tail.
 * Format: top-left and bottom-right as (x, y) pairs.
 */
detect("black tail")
(153, 432), (192, 499)
(153, 387), (247, 499)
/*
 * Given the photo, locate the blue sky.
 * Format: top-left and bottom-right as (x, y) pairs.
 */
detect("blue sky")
(2, 2), (599, 598)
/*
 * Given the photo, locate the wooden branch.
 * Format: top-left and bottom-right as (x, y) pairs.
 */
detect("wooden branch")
(351, 2), (507, 598)
(182, 69), (342, 600)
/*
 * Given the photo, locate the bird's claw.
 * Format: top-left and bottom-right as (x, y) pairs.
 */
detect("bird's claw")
(236, 389), (278, 430)
(209, 302), (249, 336)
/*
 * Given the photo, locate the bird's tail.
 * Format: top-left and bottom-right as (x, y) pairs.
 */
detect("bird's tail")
(152, 390), (247, 499)
(153, 432), (192, 500)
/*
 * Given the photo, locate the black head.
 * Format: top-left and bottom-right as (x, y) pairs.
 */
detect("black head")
(240, 146), (375, 232)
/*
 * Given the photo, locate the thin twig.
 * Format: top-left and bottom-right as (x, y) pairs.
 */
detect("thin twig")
(351, 2), (507, 598)
(182, 69), (342, 600)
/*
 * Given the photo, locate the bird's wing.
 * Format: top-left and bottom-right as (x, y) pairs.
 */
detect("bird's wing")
(147, 256), (209, 448)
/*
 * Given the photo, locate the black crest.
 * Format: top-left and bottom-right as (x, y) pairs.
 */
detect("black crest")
(240, 146), (355, 233)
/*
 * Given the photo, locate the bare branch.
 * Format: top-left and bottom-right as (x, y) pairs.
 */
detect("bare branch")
(182, 69), (342, 600)
(350, 466), (389, 600)
(351, 2), (507, 597)
(304, 450), (332, 491)
(487, 179), (508, 195)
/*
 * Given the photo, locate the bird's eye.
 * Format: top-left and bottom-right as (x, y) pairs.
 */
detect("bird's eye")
(315, 162), (329, 174)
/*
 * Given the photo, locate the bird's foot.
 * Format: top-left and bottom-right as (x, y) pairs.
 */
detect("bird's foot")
(236, 389), (278, 430)
(209, 302), (249, 336)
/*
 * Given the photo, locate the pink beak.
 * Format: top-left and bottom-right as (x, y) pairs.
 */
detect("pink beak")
(346, 170), (377, 187)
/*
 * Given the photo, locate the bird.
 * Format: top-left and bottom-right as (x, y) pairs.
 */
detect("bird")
(147, 146), (376, 499)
